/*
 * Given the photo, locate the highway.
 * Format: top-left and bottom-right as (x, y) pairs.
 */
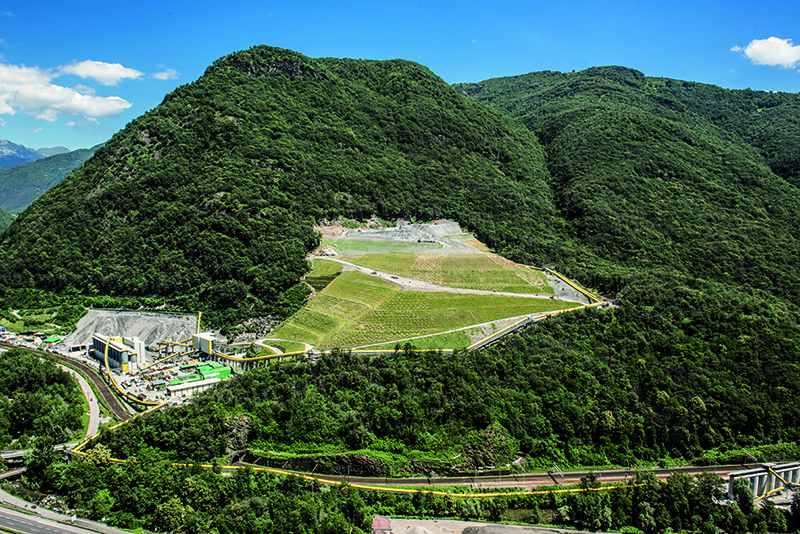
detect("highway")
(0, 507), (95, 534)
(57, 363), (100, 438)
(0, 488), (130, 534)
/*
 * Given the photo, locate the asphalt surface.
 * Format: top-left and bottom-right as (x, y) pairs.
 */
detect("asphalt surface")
(320, 257), (585, 302)
(0, 489), (129, 534)
(58, 364), (100, 439)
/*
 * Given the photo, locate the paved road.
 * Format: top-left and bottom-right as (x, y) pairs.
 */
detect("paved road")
(0, 489), (130, 534)
(0, 507), (95, 534)
(57, 364), (100, 439)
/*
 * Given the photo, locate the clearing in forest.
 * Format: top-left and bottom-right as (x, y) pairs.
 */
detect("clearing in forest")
(270, 224), (584, 351)
(271, 269), (578, 350)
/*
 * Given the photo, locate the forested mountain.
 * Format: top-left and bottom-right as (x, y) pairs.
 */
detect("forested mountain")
(454, 67), (800, 304)
(5, 47), (800, 533)
(0, 143), (103, 215)
(0, 46), (553, 324)
(0, 207), (13, 234)
(0, 347), (83, 448)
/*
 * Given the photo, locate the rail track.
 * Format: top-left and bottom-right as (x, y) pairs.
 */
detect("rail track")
(230, 462), (757, 489)
(0, 342), (132, 421)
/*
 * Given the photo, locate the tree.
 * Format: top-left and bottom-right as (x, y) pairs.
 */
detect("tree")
(152, 497), (185, 532)
(23, 435), (59, 490)
(87, 488), (114, 521)
(732, 477), (755, 516)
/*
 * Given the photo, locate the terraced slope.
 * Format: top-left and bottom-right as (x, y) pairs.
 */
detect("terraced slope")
(271, 267), (576, 350)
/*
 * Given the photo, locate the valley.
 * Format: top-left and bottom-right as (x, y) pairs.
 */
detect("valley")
(1, 45), (799, 533)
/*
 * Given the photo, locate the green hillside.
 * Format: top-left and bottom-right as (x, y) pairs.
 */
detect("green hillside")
(455, 67), (800, 304)
(0, 46), (553, 325)
(0, 207), (13, 234)
(7, 50), (800, 534)
(45, 54), (797, 470)
(0, 143), (103, 214)
(1, 48), (798, 463)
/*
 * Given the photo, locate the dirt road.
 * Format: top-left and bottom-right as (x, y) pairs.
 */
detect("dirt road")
(317, 257), (587, 304)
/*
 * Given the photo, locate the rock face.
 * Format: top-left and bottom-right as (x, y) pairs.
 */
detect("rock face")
(459, 424), (519, 469)
(223, 415), (252, 454)
(242, 451), (388, 477)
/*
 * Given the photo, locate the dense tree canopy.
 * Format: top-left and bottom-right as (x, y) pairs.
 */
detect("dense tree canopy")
(5, 50), (800, 533)
(0, 46), (553, 325)
(0, 347), (83, 447)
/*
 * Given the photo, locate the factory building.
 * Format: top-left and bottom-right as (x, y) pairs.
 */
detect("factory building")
(192, 332), (218, 355)
(166, 376), (220, 398)
(92, 334), (146, 373)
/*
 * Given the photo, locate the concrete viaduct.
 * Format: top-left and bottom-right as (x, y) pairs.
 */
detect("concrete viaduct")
(728, 462), (800, 501)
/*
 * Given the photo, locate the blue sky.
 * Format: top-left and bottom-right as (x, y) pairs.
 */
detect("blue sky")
(1, 0), (799, 150)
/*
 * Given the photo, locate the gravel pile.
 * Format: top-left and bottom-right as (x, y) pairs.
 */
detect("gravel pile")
(58, 309), (199, 351)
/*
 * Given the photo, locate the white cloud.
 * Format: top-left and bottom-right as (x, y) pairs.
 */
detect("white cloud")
(152, 67), (179, 80)
(60, 60), (143, 86)
(73, 84), (96, 95)
(0, 62), (134, 122)
(65, 120), (97, 131)
(1, 11), (14, 16)
(32, 127), (42, 133)
(0, 118), (5, 126)
(734, 37), (800, 69)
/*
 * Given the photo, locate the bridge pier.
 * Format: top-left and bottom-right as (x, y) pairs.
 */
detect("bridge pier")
(729, 462), (800, 501)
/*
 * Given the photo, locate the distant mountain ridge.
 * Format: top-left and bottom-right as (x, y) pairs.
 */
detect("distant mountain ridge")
(0, 143), (104, 214)
(0, 139), (69, 167)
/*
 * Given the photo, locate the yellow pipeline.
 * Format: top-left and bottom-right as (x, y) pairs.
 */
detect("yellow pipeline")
(755, 485), (786, 502)
(767, 467), (791, 487)
(71, 422), (643, 499)
(103, 339), (163, 407)
(466, 316), (530, 351)
(542, 267), (601, 303)
(753, 466), (799, 501)
(138, 350), (198, 373)
(72, 400), (169, 454)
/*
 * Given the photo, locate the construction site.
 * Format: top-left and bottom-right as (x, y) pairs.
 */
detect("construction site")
(40, 220), (606, 411)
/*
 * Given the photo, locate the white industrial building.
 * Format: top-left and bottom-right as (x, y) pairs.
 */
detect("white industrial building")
(92, 334), (146, 373)
(192, 332), (218, 355)
(166, 377), (220, 398)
